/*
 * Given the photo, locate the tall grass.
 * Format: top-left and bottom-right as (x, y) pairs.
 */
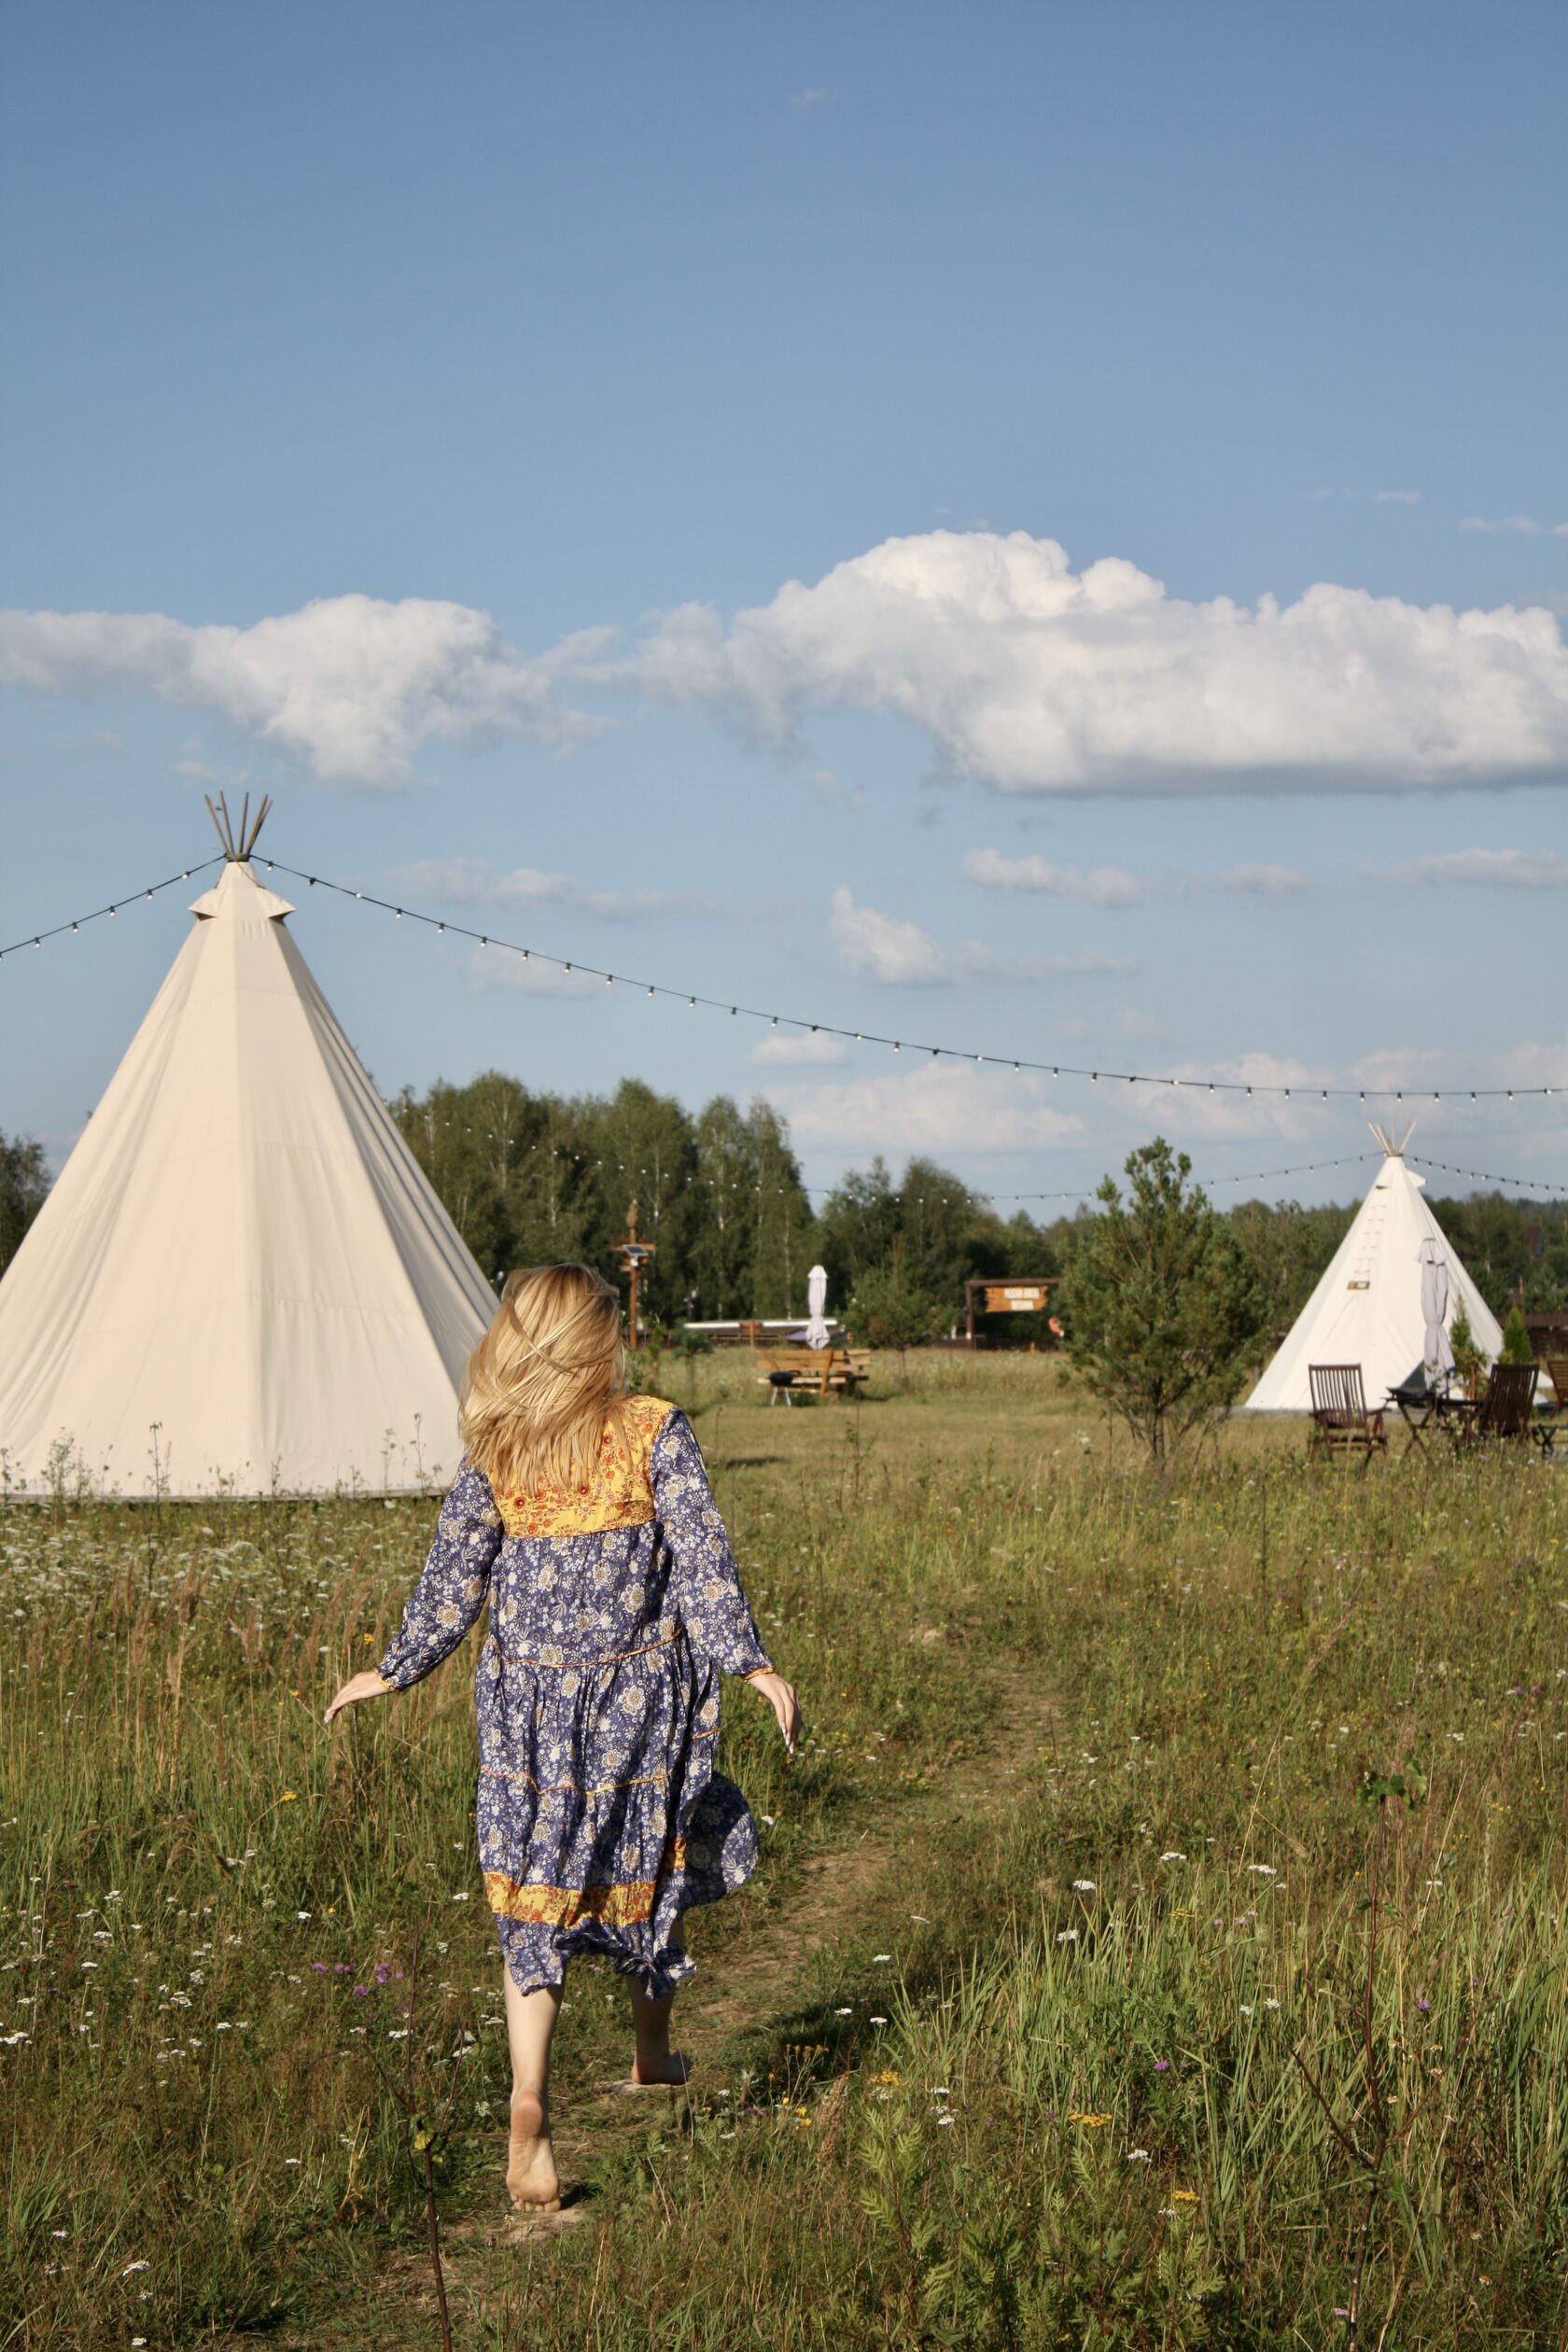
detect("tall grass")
(0, 1365), (1562, 2346)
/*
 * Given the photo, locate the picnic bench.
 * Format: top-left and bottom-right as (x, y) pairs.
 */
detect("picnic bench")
(755, 1345), (872, 1404)
(1308, 1364), (1388, 1463)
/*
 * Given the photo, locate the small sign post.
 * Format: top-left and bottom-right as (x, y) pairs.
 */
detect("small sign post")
(963, 1276), (1059, 1345)
(614, 1199), (657, 1345)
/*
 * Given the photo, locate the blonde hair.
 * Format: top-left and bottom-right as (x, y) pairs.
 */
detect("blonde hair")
(460, 1264), (628, 1493)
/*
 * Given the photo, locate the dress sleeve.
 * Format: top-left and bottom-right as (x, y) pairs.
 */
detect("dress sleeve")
(651, 1408), (773, 1677)
(375, 1463), (504, 1691)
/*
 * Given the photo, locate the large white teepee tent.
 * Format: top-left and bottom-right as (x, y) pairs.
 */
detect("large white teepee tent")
(0, 815), (496, 1495)
(1245, 1129), (1503, 1414)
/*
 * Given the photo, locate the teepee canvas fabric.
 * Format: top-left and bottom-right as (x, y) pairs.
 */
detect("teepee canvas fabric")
(1245, 1144), (1502, 1414)
(0, 859), (496, 1495)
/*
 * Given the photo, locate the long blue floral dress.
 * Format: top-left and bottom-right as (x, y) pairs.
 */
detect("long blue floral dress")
(375, 1395), (774, 1999)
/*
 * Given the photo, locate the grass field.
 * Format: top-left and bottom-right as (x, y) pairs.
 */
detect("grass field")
(2, 1353), (1565, 2349)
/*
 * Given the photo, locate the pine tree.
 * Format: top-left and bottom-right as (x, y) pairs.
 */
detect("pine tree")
(1061, 1138), (1264, 1461)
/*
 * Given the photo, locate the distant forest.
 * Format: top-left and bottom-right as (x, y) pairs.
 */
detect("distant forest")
(2, 1079), (1562, 1335)
(383, 1072), (1568, 1336)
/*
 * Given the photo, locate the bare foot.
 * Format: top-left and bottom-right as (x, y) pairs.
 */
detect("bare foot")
(630, 2049), (692, 2086)
(507, 2090), (562, 2210)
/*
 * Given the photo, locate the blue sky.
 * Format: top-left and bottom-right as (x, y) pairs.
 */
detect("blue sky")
(2, 0), (1564, 1208)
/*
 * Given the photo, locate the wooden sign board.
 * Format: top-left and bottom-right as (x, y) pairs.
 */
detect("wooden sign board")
(984, 1282), (1053, 1314)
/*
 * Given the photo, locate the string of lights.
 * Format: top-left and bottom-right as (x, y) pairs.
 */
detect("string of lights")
(0, 858), (223, 959)
(1409, 1154), (1564, 1197)
(249, 854), (1557, 1107)
(5, 847), (1562, 1125)
(987, 1151), (1382, 1202)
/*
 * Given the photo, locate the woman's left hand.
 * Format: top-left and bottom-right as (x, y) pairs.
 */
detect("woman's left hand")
(324, 1668), (393, 1725)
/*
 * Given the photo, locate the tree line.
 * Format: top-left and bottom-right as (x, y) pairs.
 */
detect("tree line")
(1, 1075), (1562, 1333)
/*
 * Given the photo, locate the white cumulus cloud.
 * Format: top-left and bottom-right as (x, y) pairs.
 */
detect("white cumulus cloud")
(828, 885), (1133, 985)
(611, 529), (1568, 794)
(763, 1063), (1085, 1155)
(748, 1030), (850, 1067)
(960, 849), (1309, 904)
(0, 595), (605, 786)
(391, 856), (721, 921)
(1369, 847), (1568, 889)
(1460, 515), (1568, 537)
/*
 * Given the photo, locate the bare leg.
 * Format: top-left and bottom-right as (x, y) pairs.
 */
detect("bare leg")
(629, 1980), (690, 2086)
(502, 1969), (562, 2209)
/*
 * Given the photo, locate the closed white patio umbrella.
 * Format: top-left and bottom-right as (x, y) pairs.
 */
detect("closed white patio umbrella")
(1417, 1238), (1453, 1376)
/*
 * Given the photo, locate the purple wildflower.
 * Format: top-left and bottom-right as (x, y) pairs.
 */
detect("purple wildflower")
(1154, 2058), (1171, 2073)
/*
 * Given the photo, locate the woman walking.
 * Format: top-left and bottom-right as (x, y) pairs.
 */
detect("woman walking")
(325, 1264), (798, 2211)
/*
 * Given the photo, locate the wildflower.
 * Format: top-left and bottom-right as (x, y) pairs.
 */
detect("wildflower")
(1159, 1851), (1186, 1863)
(1416, 1996), (1432, 2014)
(1127, 2149), (1151, 2163)
(1239, 2004), (1253, 2016)
(1067, 2111), (1113, 2128)
(1071, 1880), (1097, 1893)
(279, 1791), (299, 1803)
(869, 2015), (888, 2026)
(1246, 1864), (1277, 1877)
(1171, 2188), (1198, 2204)
(312, 1962), (329, 1973)
(871, 2069), (901, 2086)
(1056, 1928), (1078, 1943)
(760, 1814), (775, 1827)
(1153, 2058), (1171, 2072)
(833, 2007), (852, 2016)
(295, 1911), (311, 1922)
(373, 1963), (391, 1984)
(1264, 1998), (1280, 2011)
(120, 2260), (150, 2275)
(936, 2114), (955, 2126)
(450, 1891), (469, 1903)
(872, 1953), (892, 1962)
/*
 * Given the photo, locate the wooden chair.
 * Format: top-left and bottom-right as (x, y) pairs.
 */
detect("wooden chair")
(1308, 1365), (1388, 1463)
(1458, 1360), (1538, 1447)
(754, 1345), (871, 1404)
(1534, 1358), (1568, 1456)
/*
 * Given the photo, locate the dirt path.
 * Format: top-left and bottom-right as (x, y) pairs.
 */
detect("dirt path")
(497, 1651), (1057, 2233)
(292, 1655), (1060, 2340)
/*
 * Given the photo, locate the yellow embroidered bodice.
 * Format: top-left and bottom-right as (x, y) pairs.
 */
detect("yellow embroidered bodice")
(493, 1393), (672, 1538)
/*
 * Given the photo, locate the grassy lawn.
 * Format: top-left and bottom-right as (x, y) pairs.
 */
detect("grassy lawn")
(1, 1353), (1564, 2347)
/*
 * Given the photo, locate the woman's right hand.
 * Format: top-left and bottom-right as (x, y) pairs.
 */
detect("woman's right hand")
(744, 1669), (799, 1754)
(324, 1668), (393, 1725)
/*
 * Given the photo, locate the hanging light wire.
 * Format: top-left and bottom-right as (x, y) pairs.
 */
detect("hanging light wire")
(250, 856), (1559, 1107)
(4, 847), (1561, 1114)
(0, 858), (224, 959)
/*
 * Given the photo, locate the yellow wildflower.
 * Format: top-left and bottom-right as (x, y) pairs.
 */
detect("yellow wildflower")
(871, 2068), (902, 2087)
(279, 1790), (299, 1803)
(1171, 2188), (1199, 2204)
(1068, 2110), (1113, 2128)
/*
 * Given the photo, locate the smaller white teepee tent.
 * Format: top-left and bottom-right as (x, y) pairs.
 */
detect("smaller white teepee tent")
(1245, 1128), (1503, 1414)
(0, 803), (496, 1494)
